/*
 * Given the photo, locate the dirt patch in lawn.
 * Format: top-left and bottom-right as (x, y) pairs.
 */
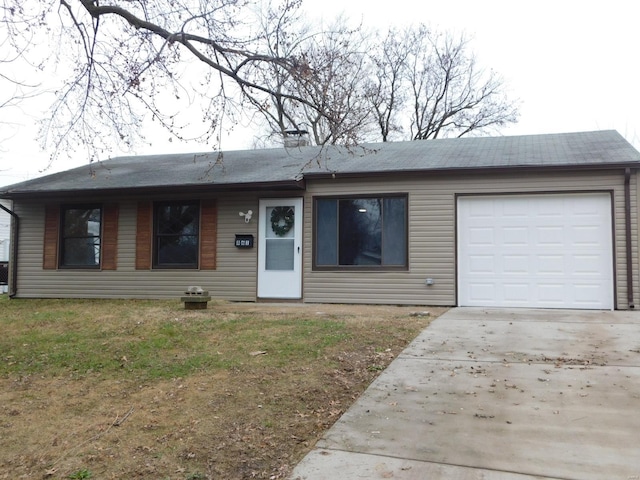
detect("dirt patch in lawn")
(0, 300), (445, 479)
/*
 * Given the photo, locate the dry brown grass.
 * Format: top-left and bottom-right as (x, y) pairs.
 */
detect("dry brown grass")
(0, 298), (445, 479)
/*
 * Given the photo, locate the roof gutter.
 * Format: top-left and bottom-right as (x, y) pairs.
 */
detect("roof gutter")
(304, 162), (640, 181)
(0, 179), (307, 201)
(0, 202), (18, 298)
(624, 168), (635, 309)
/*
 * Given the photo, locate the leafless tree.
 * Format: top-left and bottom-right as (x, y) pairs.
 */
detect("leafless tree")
(365, 28), (408, 142)
(239, 2), (311, 145)
(1, 2), (518, 162)
(0, 5), (41, 113)
(409, 27), (518, 139)
(244, 16), (374, 146)
(0, 14), (43, 158)
(294, 23), (373, 146)
(0, 65), (38, 111)
(1, 0), (320, 161)
(367, 25), (519, 141)
(253, 22), (519, 146)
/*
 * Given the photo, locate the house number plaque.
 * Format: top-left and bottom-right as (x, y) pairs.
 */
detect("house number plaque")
(235, 234), (254, 248)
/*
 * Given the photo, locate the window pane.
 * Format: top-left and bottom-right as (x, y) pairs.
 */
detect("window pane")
(339, 198), (382, 265)
(63, 208), (101, 236)
(155, 202), (200, 267)
(61, 206), (101, 267)
(382, 197), (407, 265)
(315, 195), (407, 269)
(157, 235), (198, 265)
(316, 199), (338, 265)
(63, 238), (100, 266)
(266, 206), (296, 239)
(157, 204), (199, 235)
(266, 239), (294, 270)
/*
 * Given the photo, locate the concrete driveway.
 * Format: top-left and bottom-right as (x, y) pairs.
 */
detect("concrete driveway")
(290, 308), (640, 480)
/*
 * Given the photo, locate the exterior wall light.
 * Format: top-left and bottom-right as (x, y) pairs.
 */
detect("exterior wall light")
(239, 210), (253, 223)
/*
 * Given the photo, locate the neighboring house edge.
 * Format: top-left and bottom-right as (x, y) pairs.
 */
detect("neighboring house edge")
(0, 199), (11, 294)
(1, 130), (640, 310)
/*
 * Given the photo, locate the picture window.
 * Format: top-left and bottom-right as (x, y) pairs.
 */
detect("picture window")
(314, 195), (407, 269)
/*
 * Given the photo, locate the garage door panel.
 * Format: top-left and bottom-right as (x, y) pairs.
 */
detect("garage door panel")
(467, 283), (496, 302)
(503, 255), (528, 274)
(467, 227), (495, 246)
(571, 225), (603, 245)
(464, 279), (611, 309)
(458, 194), (613, 310)
(536, 255), (564, 275)
(572, 254), (605, 275)
(572, 196), (604, 212)
(503, 197), (529, 215)
(536, 226), (564, 246)
(503, 226), (528, 245)
(469, 255), (495, 274)
(467, 200), (495, 217)
(573, 284), (609, 307)
(503, 282), (531, 303)
(537, 283), (566, 303)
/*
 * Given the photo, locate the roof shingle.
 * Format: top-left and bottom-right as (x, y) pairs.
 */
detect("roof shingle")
(2, 130), (639, 198)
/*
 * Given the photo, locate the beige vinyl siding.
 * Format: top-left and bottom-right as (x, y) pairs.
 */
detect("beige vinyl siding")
(13, 193), (263, 300)
(637, 173), (640, 303)
(617, 174), (639, 309)
(303, 169), (638, 309)
(10, 169), (639, 309)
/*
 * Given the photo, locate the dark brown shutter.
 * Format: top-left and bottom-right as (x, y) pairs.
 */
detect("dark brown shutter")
(200, 199), (217, 270)
(102, 204), (119, 270)
(136, 201), (152, 270)
(43, 204), (59, 270)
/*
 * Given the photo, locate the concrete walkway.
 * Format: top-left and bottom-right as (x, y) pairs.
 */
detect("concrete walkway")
(289, 308), (640, 480)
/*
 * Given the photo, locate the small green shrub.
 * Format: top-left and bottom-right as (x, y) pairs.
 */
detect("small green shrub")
(68, 469), (92, 479)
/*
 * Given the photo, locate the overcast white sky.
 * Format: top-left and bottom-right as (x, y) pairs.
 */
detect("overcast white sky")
(1, 0), (639, 186)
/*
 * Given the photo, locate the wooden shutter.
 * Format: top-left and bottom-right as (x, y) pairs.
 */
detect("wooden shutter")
(200, 199), (217, 270)
(43, 204), (59, 270)
(136, 201), (152, 270)
(102, 204), (119, 270)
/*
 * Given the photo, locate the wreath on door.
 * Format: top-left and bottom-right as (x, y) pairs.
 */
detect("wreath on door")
(270, 206), (295, 236)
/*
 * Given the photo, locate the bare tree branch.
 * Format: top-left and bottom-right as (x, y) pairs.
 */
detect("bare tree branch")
(1, 2), (519, 165)
(2, 0), (328, 162)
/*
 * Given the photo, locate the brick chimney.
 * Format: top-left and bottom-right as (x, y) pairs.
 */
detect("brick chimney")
(284, 129), (309, 148)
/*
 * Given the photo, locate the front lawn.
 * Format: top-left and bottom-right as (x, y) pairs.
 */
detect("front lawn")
(0, 297), (441, 479)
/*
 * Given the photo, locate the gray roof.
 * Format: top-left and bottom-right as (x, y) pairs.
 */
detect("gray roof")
(2, 130), (640, 198)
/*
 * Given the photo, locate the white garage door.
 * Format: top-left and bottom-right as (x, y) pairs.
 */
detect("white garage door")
(457, 193), (614, 310)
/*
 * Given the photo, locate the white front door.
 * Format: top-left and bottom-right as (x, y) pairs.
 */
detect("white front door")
(257, 198), (303, 299)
